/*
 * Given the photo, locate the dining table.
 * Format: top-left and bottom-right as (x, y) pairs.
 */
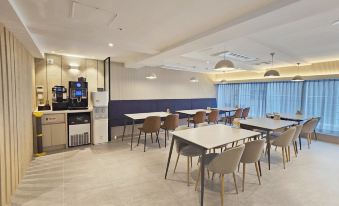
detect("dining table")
(165, 124), (260, 206)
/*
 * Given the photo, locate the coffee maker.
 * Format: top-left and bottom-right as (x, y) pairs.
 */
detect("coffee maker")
(68, 79), (88, 110)
(52, 86), (68, 110)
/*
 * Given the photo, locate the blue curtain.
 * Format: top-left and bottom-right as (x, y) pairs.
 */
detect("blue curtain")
(217, 79), (339, 133)
(266, 82), (303, 114)
(302, 80), (339, 132)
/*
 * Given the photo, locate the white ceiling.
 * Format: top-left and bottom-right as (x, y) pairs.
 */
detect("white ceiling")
(7, 0), (339, 73)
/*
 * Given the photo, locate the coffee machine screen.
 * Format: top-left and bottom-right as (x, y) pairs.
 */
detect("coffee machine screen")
(68, 81), (88, 110)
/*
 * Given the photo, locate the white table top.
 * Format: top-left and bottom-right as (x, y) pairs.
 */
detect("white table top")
(212, 107), (237, 112)
(176, 109), (211, 115)
(171, 124), (260, 149)
(124, 112), (170, 120)
(266, 113), (313, 121)
(240, 118), (296, 131)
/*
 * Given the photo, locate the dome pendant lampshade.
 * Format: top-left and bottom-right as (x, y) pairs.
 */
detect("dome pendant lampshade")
(264, 52), (280, 77)
(292, 63), (304, 81)
(214, 59), (234, 70)
(219, 79), (227, 84)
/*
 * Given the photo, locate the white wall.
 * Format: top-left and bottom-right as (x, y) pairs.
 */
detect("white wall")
(110, 62), (216, 100)
(109, 62), (217, 137)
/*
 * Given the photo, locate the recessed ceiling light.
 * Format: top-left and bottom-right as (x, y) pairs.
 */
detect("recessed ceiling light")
(332, 20), (339, 26)
(108, 43), (114, 47)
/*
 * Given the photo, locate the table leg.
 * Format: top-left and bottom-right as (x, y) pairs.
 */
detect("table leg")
(122, 118), (127, 142)
(165, 136), (175, 179)
(299, 135), (302, 150)
(130, 120), (135, 151)
(187, 114), (190, 127)
(266, 130), (271, 170)
(200, 150), (206, 206)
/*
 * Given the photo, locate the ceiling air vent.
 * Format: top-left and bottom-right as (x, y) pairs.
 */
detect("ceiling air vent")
(212, 51), (258, 62)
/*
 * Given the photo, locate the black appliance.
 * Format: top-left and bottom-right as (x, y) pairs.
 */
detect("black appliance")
(68, 81), (88, 110)
(68, 112), (91, 147)
(52, 86), (68, 111)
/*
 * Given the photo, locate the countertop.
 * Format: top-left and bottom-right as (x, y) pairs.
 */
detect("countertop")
(33, 107), (93, 115)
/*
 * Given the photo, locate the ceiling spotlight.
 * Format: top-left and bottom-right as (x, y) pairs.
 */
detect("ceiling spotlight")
(146, 73), (157, 80)
(190, 77), (199, 83)
(108, 43), (114, 47)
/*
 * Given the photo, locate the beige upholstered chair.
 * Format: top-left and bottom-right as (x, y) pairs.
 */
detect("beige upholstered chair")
(291, 125), (303, 157)
(160, 114), (179, 147)
(270, 127), (296, 169)
(196, 145), (245, 206)
(313, 117), (321, 140)
(207, 109), (219, 124)
(240, 139), (265, 192)
(226, 108), (243, 124)
(189, 111), (206, 127)
(173, 126), (201, 186)
(300, 118), (318, 149)
(241, 107), (250, 119)
(137, 116), (161, 152)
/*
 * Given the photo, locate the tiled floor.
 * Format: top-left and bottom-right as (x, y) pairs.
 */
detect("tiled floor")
(11, 132), (339, 206)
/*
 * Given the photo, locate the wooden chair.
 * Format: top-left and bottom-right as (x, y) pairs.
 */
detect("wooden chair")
(137, 116), (161, 152)
(188, 111), (206, 127)
(291, 125), (303, 157)
(226, 108), (243, 125)
(241, 107), (250, 119)
(160, 114), (179, 147)
(207, 109), (219, 124)
(240, 139), (265, 192)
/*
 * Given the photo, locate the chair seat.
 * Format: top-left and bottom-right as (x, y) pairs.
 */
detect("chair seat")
(160, 125), (167, 130)
(180, 145), (202, 157)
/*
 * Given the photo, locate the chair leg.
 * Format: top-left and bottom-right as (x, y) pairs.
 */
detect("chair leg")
(282, 147), (286, 169)
(164, 129), (167, 147)
(293, 142), (298, 157)
(173, 153), (180, 173)
(220, 174), (224, 206)
(156, 131), (161, 148)
(187, 157), (190, 186)
(190, 156), (193, 168)
(254, 162), (261, 185)
(242, 163), (246, 192)
(195, 166), (201, 191)
(144, 133), (147, 152)
(288, 146), (291, 162)
(232, 172), (238, 194)
(307, 134), (311, 149)
(137, 130), (142, 146)
(314, 130), (318, 140)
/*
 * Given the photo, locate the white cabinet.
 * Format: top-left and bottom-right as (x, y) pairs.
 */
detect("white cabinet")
(42, 114), (67, 149)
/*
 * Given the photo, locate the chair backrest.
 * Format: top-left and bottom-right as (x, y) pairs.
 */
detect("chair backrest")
(142, 116), (161, 133)
(193, 111), (206, 124)
(301, 118), (318, 134)
(272, 127), (296, 147)
(313, 117), (321, 130)
(292, 125), (303, 141)
(196, 122), (209, 127)
(241, 107), (250, 119)
(174, 125), (190, 152)
(234, 108), (243, 118)
(240, 139), (265, 163)
(207, 144), (245, 174)
(208, 109), (219, 122)
(163, 114), (179, 130)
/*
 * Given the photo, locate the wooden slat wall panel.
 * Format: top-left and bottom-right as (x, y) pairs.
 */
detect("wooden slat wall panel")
(0, 23), (34, 206)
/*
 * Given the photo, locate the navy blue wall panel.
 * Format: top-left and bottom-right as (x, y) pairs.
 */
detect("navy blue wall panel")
(109, 98), (216, 126)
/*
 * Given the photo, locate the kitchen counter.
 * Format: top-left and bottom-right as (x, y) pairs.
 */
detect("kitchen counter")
(34, 107), (93, 115)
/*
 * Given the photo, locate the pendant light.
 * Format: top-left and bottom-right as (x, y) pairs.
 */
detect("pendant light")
(219, 79), (227, 84)
(291, 63), (304, 81)
(214, 46), (234, 71)
(264, 52), (280, 77)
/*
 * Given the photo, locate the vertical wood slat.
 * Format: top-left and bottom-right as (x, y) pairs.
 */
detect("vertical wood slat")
(0, 24), (34, 206)
(0, 23), (6, 206)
